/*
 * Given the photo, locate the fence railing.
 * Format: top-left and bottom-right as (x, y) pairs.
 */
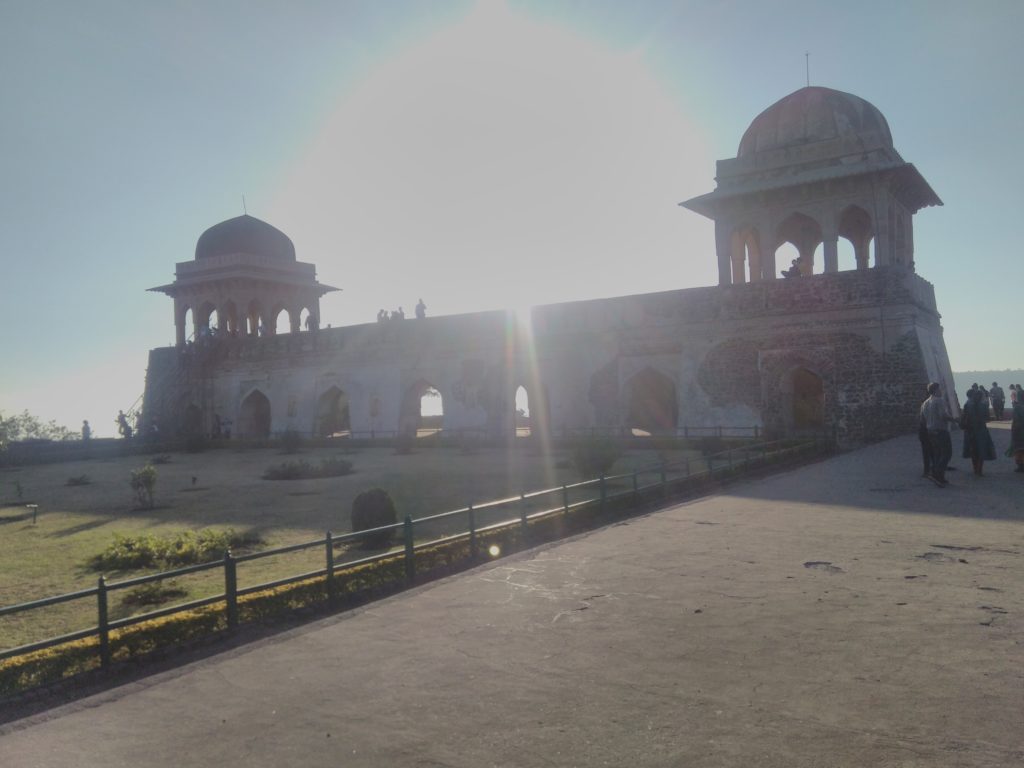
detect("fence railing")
(0, 436), (830, 672)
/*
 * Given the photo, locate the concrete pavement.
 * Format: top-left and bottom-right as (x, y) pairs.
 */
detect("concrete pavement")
(2, 431), (1022, 767)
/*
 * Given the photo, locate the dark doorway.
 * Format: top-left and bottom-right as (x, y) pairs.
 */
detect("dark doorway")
(627, 368), (677, 435)
(238, 390), (272, 439)
(792, 368), (824, 429)
(316, 387), (350, 437)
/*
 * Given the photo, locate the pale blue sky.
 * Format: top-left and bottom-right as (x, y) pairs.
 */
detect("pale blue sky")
(2, 0), (1021, 436)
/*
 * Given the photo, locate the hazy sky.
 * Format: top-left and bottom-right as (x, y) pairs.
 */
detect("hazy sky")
(2, 0), (1022, 436)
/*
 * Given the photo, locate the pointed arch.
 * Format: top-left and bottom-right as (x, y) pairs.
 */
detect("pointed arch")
(237, 389), (272, 439)
(838, 205), (874, 270)
(776, 212), (823, 275)
(626, 368), (677, 435)
(316, 386), (350, 437)
(399, 379), (443, 437)
(787, 367), (825, 430)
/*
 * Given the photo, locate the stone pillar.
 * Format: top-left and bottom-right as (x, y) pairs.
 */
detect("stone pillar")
(174, 300), (186, 346)
(823, 236), (839, 273)
(854, 235), (870, 270)
(715, 220), (733, 286)
(289, 308), (301, 334)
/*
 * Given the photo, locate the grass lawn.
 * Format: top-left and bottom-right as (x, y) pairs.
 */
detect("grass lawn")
(1, 440), (711, 648)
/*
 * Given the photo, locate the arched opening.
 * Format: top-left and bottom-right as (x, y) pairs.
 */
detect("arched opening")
(838, 205), (874, 270)
(299, 307), (316, 332)
(181, 403), (203, 437)
(626, 368), (677, 436)
(776, 242), (800, 279)
(237, 390), (272, 439)
(730, 228), (762, 283)
(271, 305), (289, 335)
(791, 368), (824, 429)
(182, 307), (194, 342)
(777, 213), (823, 276)
(196, 302), (215, 337)
(515, 385), (531, 437)
(399, 379), (443, 437)
(316, 387), (350, 437)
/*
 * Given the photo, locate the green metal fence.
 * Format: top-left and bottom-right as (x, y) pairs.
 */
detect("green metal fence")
(0, 436), (829, 670)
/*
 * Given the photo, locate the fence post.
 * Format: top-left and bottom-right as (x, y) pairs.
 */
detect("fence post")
(403, 515), (415, 581)
(468, 504), (477, 558)
(599, 475), (606, 512)
(519, 494), (529, 540)
(562, 485), (569, 515)
(325, 531), (336, 608)
(97, 576), (110, 669)
(224, 550), (238, 630)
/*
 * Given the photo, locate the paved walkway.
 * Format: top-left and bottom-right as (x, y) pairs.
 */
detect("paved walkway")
(2, 431), (1023, 767)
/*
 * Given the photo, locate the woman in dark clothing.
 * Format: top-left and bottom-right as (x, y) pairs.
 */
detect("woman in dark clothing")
(1007, 393), (1024, 473)
(961, 389), (996, 475)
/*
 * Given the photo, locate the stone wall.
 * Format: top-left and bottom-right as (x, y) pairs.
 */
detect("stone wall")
(143, 266), (953, 447)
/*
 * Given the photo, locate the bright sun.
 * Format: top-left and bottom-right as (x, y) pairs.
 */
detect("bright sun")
(271, 0), (710, 328)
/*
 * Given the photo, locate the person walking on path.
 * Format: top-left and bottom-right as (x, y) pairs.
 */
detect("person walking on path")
(1008, 392), (1024, 473)
(917, 405), (934, 479)
(921, 382), (957, 486)
(990, 382), (1006, 420)
(961, 389), (996, 476)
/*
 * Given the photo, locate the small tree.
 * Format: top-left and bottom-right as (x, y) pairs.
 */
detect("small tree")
(130, 464), (158, 509)
(350, 488), (397, 549)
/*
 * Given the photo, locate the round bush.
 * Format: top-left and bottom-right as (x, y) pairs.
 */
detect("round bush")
(350, 488), (397, 549)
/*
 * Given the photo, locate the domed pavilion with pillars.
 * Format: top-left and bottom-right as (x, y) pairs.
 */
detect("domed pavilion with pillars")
(682, 86), (942, 283)
(149, 214), (338, 344)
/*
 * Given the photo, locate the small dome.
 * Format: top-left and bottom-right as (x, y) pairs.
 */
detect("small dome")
(737, 86), (893, 158)
(195, 214), (296, 262)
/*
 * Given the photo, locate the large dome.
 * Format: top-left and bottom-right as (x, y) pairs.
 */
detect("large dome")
(737, 86), (893, 158)
(195, 214), (296, 262)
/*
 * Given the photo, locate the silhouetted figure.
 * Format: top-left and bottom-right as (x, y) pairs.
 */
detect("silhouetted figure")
(116, 410), (133, 439)
(396, 306), (405, 320)
(990, 381), (1004, 420)
(781, 258), (802, 279)
(415, 298), (427, 319)
(81, 420), (91, 441)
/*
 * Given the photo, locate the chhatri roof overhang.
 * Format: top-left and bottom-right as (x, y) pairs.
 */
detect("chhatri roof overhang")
(681, 160), (942, 220)
(148, 214), (340, 297)
(681, 85), (943, 219)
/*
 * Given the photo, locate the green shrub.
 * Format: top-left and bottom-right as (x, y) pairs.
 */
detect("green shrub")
(350, 488), (397, 549)
(570, 438), (623, 478)
(65, 474), (91, 486)
(129, 464), (157, 509)
(88, 529), (262, 572)
(262, 457), (353, 480)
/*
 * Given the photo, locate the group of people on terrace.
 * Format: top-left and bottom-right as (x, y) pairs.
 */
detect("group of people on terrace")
(377, 299), (427, 324)
(918, 380), (1024, 486)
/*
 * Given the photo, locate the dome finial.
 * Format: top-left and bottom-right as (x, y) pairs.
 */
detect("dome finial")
(242, 194), (247, 216)
(805, 52), (810, 88)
